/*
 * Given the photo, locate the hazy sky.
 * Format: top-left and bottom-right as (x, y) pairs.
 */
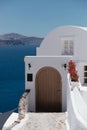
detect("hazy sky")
(0, 0), (87, 37)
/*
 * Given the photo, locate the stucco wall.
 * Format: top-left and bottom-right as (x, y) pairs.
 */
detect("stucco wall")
(12, 114), (29, 130)
(37, 26), (87, 61)
(24, 56), (72, 112)
(67, 74), (87, 130)
(80, 87), (87, 104)
(76, 62), (87, 85)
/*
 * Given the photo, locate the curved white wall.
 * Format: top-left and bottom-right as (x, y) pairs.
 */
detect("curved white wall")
(12, 114), (29, 130)
(37, 26), (87, 61)
(67, 75), (87, 130)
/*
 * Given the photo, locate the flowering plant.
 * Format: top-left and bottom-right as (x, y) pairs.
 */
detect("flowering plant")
(68, 60), (79, 82)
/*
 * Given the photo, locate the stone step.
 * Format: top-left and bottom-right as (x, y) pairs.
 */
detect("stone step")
(26, 112), (67, 130)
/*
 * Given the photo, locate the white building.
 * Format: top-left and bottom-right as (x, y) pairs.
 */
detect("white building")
(37, 25), (87, 84)
(3, 25), (87, 130)
(24, 25), (87, 113)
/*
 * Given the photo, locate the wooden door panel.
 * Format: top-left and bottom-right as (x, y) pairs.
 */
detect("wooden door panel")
(36, 67), (62, 112)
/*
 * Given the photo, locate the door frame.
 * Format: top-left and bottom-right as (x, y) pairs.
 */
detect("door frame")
(35, 66), (62, 112)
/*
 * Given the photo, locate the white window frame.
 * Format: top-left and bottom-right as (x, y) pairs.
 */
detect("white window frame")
(84, 65), (87, 84)
(62, 39), (74, 55)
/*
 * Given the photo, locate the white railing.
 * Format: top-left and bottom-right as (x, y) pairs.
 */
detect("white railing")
(67, 74), (87, 130)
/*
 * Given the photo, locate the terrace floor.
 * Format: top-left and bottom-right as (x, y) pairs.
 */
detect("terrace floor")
(25, 112), (67, 130)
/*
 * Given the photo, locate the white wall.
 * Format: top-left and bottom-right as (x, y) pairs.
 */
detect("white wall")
(2, 113), (18, 130)
(80, 88), (87, 104)
(67, 74), (87, 130)
(37, 26), (87, 61)
(76, 62), (87, 85)
(24, 56), (72, 112)
(12, 114), (29, 130)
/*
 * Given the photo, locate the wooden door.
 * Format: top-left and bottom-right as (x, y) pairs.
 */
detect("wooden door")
(35, 67), (62, 112)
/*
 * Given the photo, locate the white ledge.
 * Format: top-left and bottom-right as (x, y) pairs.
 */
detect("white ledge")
(79, 87), (87, 92)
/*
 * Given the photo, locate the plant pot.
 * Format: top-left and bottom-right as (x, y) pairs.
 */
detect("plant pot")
(70, 81), (79, 91)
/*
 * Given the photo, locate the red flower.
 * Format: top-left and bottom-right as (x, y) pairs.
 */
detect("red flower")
(68, 60), (79, 82)
(68, 60), (76, 72)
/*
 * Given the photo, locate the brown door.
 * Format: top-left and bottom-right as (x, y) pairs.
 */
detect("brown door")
(35, 67), (62, 112)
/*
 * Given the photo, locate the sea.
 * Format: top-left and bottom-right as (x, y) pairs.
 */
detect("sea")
(0, 45), (37, 113)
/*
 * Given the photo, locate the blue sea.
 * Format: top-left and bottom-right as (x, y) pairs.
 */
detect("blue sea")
(0, 45), (37, 112)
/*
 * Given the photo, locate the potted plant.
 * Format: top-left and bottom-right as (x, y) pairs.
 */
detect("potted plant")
(68, 60), (79, 90)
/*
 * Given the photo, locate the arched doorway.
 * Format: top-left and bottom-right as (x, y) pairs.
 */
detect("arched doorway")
(35, 66), (62, 112)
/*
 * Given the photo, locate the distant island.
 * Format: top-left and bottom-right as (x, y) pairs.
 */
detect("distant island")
(0, 33), (44, 46)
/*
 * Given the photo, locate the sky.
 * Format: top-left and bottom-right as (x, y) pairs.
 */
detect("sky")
(0, 0), (87, 37)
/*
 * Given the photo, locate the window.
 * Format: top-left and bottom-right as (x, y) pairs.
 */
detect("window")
(84, 66), (87, 83)
(62, 40), (74, 55)
(27, 73), (33, 82)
